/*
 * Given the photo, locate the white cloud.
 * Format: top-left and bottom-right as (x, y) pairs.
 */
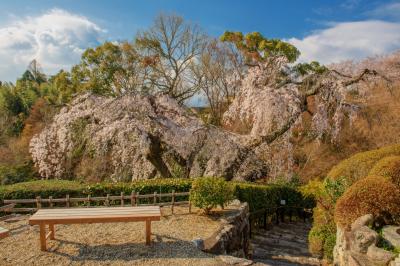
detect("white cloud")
(365, 2), (400, 20)
(0, 9), (105, 81)
(340, 0), (361, 10)
(288, 20), (400, 64)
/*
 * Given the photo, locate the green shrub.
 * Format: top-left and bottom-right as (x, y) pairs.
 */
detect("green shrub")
(0, 161), (36, 185)
(0, 178), (312, 214)
(327, 143), (400, 186)
(0, 178), (192, 200)
(369, 155), (400, 188)
(234, 182), (314, 212)
(83, 178), (192, 196)
(308, 206), (336, 261)
(335, 176), (400, 229)
(308, 223), (336, 261)
(0, 180), (85, 199)
(190, 177), (235, 214)
(323, 231), (336, 262)
(303, 177), (348, 262)
(308, 226), (324, 257)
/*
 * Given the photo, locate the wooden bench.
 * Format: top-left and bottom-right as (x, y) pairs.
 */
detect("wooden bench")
(0, 227), (9, 239)
(28, 206), (161, 251)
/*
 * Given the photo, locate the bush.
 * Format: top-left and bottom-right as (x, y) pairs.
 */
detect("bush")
(235, 182), (315, 212)
(0, 162), (36, 185)
(0, 178), (312, 214)
(0, 180), (85, 199)
(334, 176), (400, 229)
(303, 177), (349, 262)
(368, 155), (400, 188)
(308, 223), (335, 259)
(308, 205), (336, 261)
(0, 178), (192, 200)
(308, 226), (324, 257)
(190, 177), (235, 214)
(327, 144), (400, 186)
(323, 231), (336, 262)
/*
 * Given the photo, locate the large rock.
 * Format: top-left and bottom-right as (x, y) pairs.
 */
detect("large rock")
(202, 201), (250, 257)
(334, 214), (397, 266)
(383, 226), (400, 248)
(30, 93), (267, 182)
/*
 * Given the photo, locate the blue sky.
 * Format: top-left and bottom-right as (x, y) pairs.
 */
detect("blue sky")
(0, 0), (400, 81)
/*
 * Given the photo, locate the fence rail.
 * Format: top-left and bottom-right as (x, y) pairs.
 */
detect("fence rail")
(1, 191), (191, 214)
(248, 206), (313, 237)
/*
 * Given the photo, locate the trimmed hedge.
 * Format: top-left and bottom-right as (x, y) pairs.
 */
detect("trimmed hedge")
(327, 143), (400, 185)
(0, 180), (85, 199)
(0, 179), (314, 212)
(334, 176), (400, 229)
(233, 182), (315, 212)
(368, 155), (400, 188)
(0, 179), (192, 200)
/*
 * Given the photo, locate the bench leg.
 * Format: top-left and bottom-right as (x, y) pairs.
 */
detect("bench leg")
(145, 220), (151, 245)
(49, 224), (55, 240)
(39, 223), (47, 251)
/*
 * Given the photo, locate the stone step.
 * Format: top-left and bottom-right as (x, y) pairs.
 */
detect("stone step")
(266, 227), (309, 236)
(252, 244), (310, 258)
(254, 255), (321, 266)
(252, 232), (307, 244)
(250, 222), (321, 266)
(252, 239), (309, 254)
(253, 258), (303, 266)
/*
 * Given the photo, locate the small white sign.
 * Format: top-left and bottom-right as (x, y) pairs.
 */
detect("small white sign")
(280, 200), (286, 205)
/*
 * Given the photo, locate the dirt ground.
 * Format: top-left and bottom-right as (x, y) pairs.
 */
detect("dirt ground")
(0, 206), (232, 266)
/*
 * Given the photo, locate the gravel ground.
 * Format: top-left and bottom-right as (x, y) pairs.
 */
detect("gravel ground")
(0, 206), (232, 266)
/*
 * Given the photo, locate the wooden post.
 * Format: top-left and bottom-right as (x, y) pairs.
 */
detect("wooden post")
(36, 196), (41, 209)
(39, 223), (46, 251)
(66, 194), (70, 208)
(263, 210), (267, 229)
(136, 192), (139, 206)
(188, 198), (192, 213)
(49, 224), (55, 240)
(171, 190), (175, 214)
(121, 192), (124, 207)
(49, 196), (53, 208)
(249, 216), (252, 238)
(130, 191), (135, 206)
(106, 194), (110, 206)
(87, 195), (91, 207)
(145, 219), (151, 245)
(153, 192), (157, 205)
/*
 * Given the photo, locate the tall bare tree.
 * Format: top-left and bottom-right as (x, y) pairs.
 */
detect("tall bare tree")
(135, 14), (207, 103)
(192, 39), (244, 125)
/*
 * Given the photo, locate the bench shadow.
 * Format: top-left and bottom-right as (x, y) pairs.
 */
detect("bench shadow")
(50, 234), (212, 262)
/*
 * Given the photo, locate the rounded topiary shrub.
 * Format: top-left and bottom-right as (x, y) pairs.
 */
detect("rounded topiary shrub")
(368, 155), (400, 188)
(190, 177), (234, 214)
(334, 176), (400, 229)
(327, 144), (400, 185)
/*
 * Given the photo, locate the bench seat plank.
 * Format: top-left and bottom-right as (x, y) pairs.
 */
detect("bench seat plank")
(28, 206), (161, 250)
(29, 206), (160, 225)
